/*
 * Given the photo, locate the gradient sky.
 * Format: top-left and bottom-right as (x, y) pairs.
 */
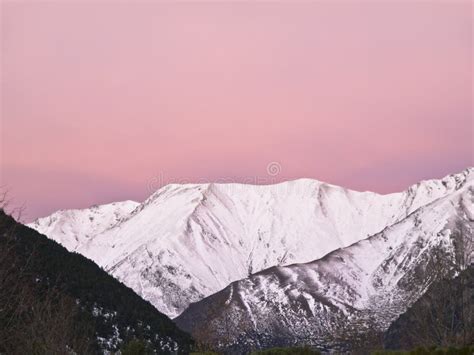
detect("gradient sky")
(1, 1), (473, 222)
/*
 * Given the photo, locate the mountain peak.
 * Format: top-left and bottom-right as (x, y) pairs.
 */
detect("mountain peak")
(28, 168), (473, 318)
(176, 176), (474, 351)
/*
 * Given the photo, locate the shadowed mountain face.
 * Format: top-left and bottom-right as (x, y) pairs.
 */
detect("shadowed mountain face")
(29, 169), (474, 318)
(0, 211), (193, 354)
(384, 267), (474, 350)
(175, 174), (473, 352)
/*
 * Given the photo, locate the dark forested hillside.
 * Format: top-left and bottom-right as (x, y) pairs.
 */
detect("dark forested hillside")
(384, 267), (473, 350)
(0, 210), (193, 354)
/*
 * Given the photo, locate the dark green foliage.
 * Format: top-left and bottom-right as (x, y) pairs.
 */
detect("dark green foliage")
(372, 346), (474, 355)
(251, 346), (321, 355)
(0, 210), (193, 354)
(121, 339), (153, 355)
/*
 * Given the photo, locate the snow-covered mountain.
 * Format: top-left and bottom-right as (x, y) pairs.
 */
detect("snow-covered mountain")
(28, 168), (473, 319)
(176, 171), (474, 352)
(28, 201), (139, 251)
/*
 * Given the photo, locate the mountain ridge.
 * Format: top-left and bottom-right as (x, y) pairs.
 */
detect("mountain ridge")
(175, 175), (473, 351)
(28, 168), (474, 318)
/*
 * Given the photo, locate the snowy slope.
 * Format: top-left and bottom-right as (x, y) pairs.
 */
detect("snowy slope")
(175, 172), (474, 352)
(28, 168), (473, 318)
(28, 201), (139, 252)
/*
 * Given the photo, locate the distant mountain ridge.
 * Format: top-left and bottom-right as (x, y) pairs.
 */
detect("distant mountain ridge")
(176, 172), (473, 351)
(28, 200), (139, 251)
(29, 168), (474, 319)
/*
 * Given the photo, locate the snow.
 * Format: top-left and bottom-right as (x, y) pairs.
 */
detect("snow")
(28, 168), (473, 318)
(27, 201), (139, 251)
(176, 173), (474, 349)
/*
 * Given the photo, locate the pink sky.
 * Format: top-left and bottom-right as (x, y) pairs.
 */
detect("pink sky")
(1, 1), (473, 222)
